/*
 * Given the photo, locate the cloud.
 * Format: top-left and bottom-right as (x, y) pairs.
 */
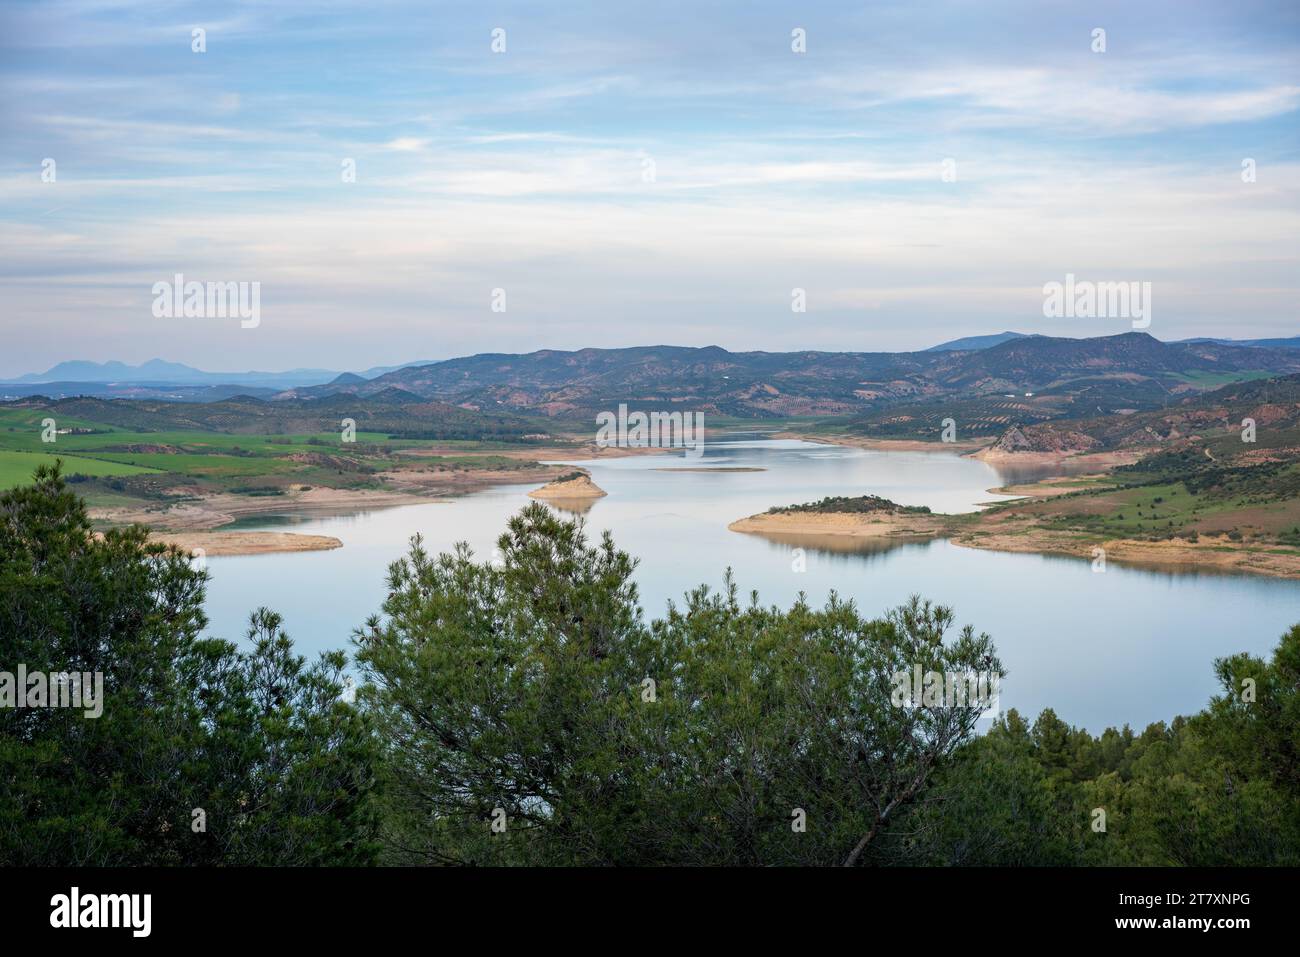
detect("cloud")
(381, 137), (432, 153)
(1, 0), (1297, 374)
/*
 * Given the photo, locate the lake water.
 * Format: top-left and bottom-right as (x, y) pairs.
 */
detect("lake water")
(201, 436), (1300, 733)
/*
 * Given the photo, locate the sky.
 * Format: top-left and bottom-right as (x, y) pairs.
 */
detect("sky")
(1, 0), (1297, 377)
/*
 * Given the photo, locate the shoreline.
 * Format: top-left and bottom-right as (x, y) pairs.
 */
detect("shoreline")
(90, 485), (456, 534)
(727, 508), (1300, 580)
(984, 474), (1110, 498)
(86, 442), (624, 535)
(970, 447), (1148, 469)
(84, 432), (1300, 578)
(778, 428), (1154, 472)
(950, 529), (1300, 580)
(772, 431), (993, 453)
(749, 430), (1300, 576)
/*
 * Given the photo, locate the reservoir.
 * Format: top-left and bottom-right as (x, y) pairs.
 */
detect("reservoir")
(201, 437), (1300, 733)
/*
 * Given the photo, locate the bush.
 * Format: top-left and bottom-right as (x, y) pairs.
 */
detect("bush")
(356, 503), (997, 866)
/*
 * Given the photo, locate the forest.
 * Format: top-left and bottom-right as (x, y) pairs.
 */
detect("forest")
(2, 465), (1296, 866)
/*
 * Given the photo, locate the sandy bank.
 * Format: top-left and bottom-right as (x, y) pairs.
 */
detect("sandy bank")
(730, 507), (1300, 580)
(91, 485), (449, 532)
(148, 531), (343, 556)
(985, 474), (1112, 499)
(394, 441), (674, 461)
(952, 530), (1300, 580)
(774, 432), (994, 453)
(970, 448), (1146, 469)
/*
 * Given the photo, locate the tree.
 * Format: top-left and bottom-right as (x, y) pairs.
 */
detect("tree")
(357, 502), (1001, 865)
(355, 503), (657, 865)
(917, 626), (1300, 867)
(886, 710), (1073, 866)
(0, 464), (378, 865)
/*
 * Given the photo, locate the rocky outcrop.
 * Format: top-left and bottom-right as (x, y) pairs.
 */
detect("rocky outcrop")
(983, 423), (1102, 456)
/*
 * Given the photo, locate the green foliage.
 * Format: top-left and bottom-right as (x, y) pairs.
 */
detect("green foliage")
(0, 449), (159, 489)
(0, 394), (543, 443)
(357, 502), (996, 865)
(769, 494), (932, 515)
(3, 466), (1297, 866)
(894, 629), (1300, 866)
(0, 464), (379, 865)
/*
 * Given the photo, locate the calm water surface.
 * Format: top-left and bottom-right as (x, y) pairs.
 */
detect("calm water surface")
(201, 437), (1300, 732)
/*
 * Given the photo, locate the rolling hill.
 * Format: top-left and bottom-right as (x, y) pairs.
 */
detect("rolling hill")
(296, 333), (1300, 420)
(6, 391), (549, 443)
(980, 373), (1300, 459)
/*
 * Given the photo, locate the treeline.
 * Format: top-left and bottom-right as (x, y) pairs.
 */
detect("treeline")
(1, 466), (1296, 866)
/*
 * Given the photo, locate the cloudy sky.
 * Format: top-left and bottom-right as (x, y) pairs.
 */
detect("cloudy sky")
(1, 0), (1297, 377)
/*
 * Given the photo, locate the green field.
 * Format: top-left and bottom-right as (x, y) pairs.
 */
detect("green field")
(1165, 369), (1279, 389)
(0, 449), (162, 489)
(0, 419), (398, 455)
(0, 404), (567, 504)
(0, 413), (412, 482)
(1002, 461), (1300, 546)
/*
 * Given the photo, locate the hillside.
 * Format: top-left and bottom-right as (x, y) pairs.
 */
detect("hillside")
(980, 373), (1300, 459)
(12, 334), (1299, 423)
(4, 391), (549, 443)
(296, 333), (1300, 420)
(299, 344), (936, 417)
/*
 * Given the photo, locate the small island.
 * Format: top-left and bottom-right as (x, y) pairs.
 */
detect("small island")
(729, 494), (946, 541)
(528, 470), (608, 500)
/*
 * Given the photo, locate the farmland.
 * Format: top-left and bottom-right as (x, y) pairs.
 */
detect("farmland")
(0, 402), (584, 525)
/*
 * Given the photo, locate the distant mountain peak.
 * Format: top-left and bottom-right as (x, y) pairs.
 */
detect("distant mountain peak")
(16, 358), (204, 383)
(925, 331), (1031, 352)
(9, 359), (370, 390)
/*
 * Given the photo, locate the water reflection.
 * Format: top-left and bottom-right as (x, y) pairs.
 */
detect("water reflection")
(537, 496), (598, 516)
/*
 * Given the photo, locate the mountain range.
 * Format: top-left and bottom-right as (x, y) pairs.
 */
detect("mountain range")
(288, 333), (1300, 419)
(7, 358), (439, 388)
(7, 333), (1300, 419)
(9, 333), (1297, 390)
(923, 331), (1300, 352)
